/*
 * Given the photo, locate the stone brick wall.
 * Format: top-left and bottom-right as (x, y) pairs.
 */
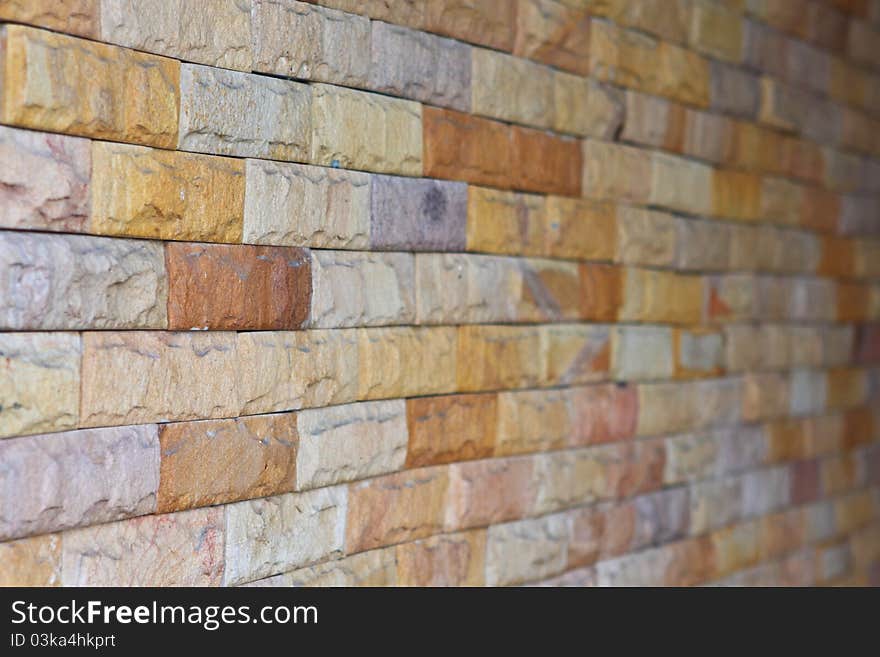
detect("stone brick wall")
(0, 0), (878, 587)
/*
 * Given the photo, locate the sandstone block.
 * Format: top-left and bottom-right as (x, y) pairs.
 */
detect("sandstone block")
(675, 328), (724, 378)
(370, 21), (471, 111)
(553, 73), (623, 138)
(358, 327), (457, 399)
(457, 325), (543, 391)
(311, 83), (422, 175)
(158, 414), (298, 513)
(0, 0), (98, 38)
(611, 326), (674, 381)
(650, 153), (712, 216)
(495, 388), (570, 455)
(0, 535), (60, 586)
(0, 231), (167, 330)
(396, 529), (486, 586)
(424, 0), (516, 51)
(485, 513), (569, 586)
(346, 467), (449, 552)
(0, 425), (158, 540)
(101, 0), (253, 70)
(620, 268), (704, 325)
(61, 507), (224, 586)
(90, 141), (244, 243)
(567, 383), (638, 446)
(545, 197), (617, 261)
(580, 263), (623, 321)
(532, 449), (606, 513)
(178, 63), (311, 160)
(0, 125), (89, 233)
(259, 547), (397, 586)
(296, 400), (408, 490)
(616, 206), (677, 267)
(582, 140), (652, 203)
(510, 125), (581, 196)
(224, 486), (347, 585)
(445, 457), (536, 529)
(406, 393), (497, 467)
(166, 243), (310, 330)
(253, 0), (369, 85)
(370, 175), (467, 251)
(472, 47), (554, 128)
(466, 187), (546, 256)
(0, 25), (179, 147)
(0, 332), (80, 438)
(689, 0), (743, 62)
(542, 323), (611, 385)
(513, 0), (591, 74)
(243, 160), (369, 249)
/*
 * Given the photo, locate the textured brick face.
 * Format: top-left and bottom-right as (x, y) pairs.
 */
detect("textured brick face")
(166, 243), (311, 330)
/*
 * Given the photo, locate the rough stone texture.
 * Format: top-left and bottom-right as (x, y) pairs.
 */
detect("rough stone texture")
(568, 383), (638, 446)
(616, 206), (677, 267)
(423, 0), (516, 51)
(0, 534), (61, 586)
(0, 332), (80, 438)
(545, 197), (617, 261)
(466, 187), (546, 256)
(423, 107), (512, 188)
(582, 140), (653, 203)
(346, 467), (449, 552)
(612, 326), (674, 381)
(158, 414), (298, 513)
(0, 125), (90, 233)
(101, 0), (254, 71)
(256, 547), (398, 586)
(510, 125), (582, 196)
(542, 323), (611, 385)
(370, 175), (468, 251)
(620, 268), (704, 325)
(358, 327), (458, 399)
(495, 388), (569, 456)
(485, 513), (569, 586)
(406, 393), (497, 467)
(166, 242), (310, 330)
(296, 400), (408, 490)
(471, 48), (554, 129)
(553, 73), (623, 138)
(457, 325), (543, 391)
(224, 486), (347, 585)
(80, 331), (239, 427)
(90, 141), (244, 243)
(0, 231), (167, 330)
(253, 1), (369, 85)
(0, 25), (179, 148)
(0, 0), (99, 38)
(514, 0), (591, 75)
(445, 457), (536, 529)
(178, 63), (312, 160)
(311, 84), (422, 176)
(61, 507), (224, 586)
(243, 160), (369, 249)
(396, 529), (486, 586)
(370, 21), (472, 111)
(308, 251), (414, 328)
(0, 425), (158, 540)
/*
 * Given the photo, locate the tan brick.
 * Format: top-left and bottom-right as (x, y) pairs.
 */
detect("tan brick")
(0, 534), (60, 586)
(0, 332), (80, 438)
(396, 529), (486, 586)
(308, 251), (414, 328)
(616, 206), (677, 267)
(179, 63), (311, 160)
(296, 400), (408, 490)
(0, 25), (179, 147)
(712, 169), (762, 222)
(580, 263), (624, 321)
(311, 83), (422, 175)
(457, 325), (543, 391)
(514, 0), (591, 75)
(243, 160), (369, 249)
(567, 382), (638, 446)
(224, 486), (347, 584)
(611, 325), (674, 381)
(346, 467), (449, 552)
(0, 125), (90, 233)
(62, 507), (224, 586)
(620, 268), (704, 324)
(423, 107), (511, 188)
(689, 0), (743, 62)
(495, 388), (571, 455)
(0, 0), (99, 38)
(424, 0), (516, 51)
(253, 0), (369, 85)
(650, 153), (712, 216)
(485, 513), (569, 585)
(553, 72), (623, 138)
(445, 457), (536, 529)
(406, 393), (497, 467)
(511, 125), (582, 196)
(582, 140), (652, 203)
(90, 141), (244, 243)
(542, 323), (611, 385)
(101, 0), (253, 70)
(158, 415), (297, 513)
(545, 197), (617, 261)
(466, 187), (546, 256)
(472, 47), (554, 128)
(674, 327), (724, 378)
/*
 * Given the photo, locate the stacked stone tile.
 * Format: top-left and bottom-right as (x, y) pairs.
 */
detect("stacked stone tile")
(0, 0), (879, 587)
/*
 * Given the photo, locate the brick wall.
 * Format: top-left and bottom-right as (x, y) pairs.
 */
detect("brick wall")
(0, 0), (878, 587)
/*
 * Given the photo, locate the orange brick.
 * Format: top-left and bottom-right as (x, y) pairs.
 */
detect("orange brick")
(405, 394), (498, 467)
(423, 107), (511, 188)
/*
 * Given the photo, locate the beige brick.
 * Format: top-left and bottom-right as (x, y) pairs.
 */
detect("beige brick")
(224, 486), (348, 585)
(62, 507), (224, 586)
(582, 140), (652, 203)
(0, 0), (99, 38)
(91, 141), (244, 243)
(637, 381), (699, 437)
(0, 231), (167, 330)
(485, 513), (569, 585)
(553, 72), (623, 139)
(253, 0), (369, 85)
(358, 327), (457, 399)
(346, 467), (449, 552)
(0, 332), (80, 438)
(178, 63), (311, 160)
(457, 325), (544, 391)
(445, 456), (536, 529)
(677, 217), (734, 272)
(309, 251), (415, 328)
(616, 206), (677, 267)
(396, 529), (486, 586)
(650, 153), (712, 216)
(311, 84), (422, 175)
(542, 323), (611, 386)
(471, 47), (554, 128)
(243, 159), (369, 249)
(0, 425), (158, 540)
(158, 414), (298, 513)
(296, 400), (408, 490)
(101, 0), (253, 70)
(689, 0), (743, 62)
(612, 326), (674, 381)
(466, 186), (546, 256)
(1, 25), (178, 147)
(545, 197), (617, 261)
(620, 268), (704, 325)
(0, 534), (60, 586)
(514, 0), (591, 75)
(495, 388), (571, 456)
